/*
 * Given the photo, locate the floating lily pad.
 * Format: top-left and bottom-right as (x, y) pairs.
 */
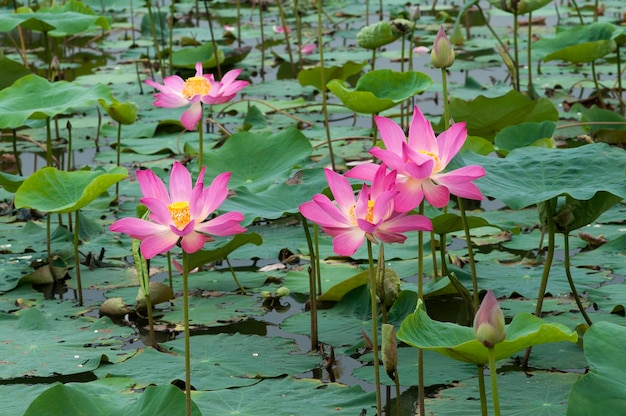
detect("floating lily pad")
(96, 334), (319, 390)
(23, 379), (201, 416)
(0, 307), (131, 379)
(534, 22), (619, 63)
(567, 321), (626, 415)
(202, 128), (312, 193)
(193, 376), (375, 415)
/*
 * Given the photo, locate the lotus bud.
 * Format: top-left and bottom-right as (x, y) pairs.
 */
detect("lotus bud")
(430, 25), (455, 69)
(473, 290), (506, 348)
(382, 324), (398, 381)
(275, 286), (291, 298)
(260, 291), (272, 300)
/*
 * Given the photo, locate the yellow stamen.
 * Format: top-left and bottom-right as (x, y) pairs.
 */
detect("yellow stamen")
(181, 76), (212, 100)
(168, 201), (190, 229)
(365, 200), (375, 223)
(418, 150), (440, 163)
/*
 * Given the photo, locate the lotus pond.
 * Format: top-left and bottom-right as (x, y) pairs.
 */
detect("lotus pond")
(1, 0), (626, 415)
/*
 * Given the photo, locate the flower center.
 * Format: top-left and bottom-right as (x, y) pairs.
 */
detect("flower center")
(182, 76), (211, 100)
(168, 201), (191, 229)
(349, 200), (375, 224)
(418, 150), (442, 171)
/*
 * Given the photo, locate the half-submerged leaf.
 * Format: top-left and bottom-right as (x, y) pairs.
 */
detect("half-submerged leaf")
(397, 299), (578, 365)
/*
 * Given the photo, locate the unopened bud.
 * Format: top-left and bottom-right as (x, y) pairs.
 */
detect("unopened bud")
(430, 25), (455, 69)
(473, 290), (506, 348)
(275, 287), (291, 298)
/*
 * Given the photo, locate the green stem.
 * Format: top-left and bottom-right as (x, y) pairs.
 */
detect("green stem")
(563, 232), (592, 326)
(115, 122), (122, 201)
(313, 223), (322, 295)
(477, 365), (489, 416)
(145, 0), (165, 79)
(569, 0), (585, 25)
(591, 61), (606, 108)
(73, 210), (83, 306)
(441, 67), (450, 128)
(458, 197), (479, 312)
(417, 202), (425, 416)
(66, 121), (72, 172)
(182, 251), (192, 416)
(167, 251), (173, 290)
(616, 47), (625, 116)
(45, 117), (53, 167)
(225, 257), (246, 294)
(487, 348), (501, 416)
(524, 198), (556, 366)
(527, 11), (536, 98)
(11, 129), (22, 176)
(301, 216), (319, 350)
(395, 371), (402, 416)
(317, 0), (335, 171)
(201, 0), (222, 79)
(276, 0), (296, 78)
(197, 111), (204, 167)
(367, 240), (382, 416)
(513, 13), (520, 92)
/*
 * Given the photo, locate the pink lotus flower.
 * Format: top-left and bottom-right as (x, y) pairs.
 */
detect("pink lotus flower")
(223, 24), (235, 32)
(301, 44), (316, 55)
(299, 165), (432, 256)
(272, 25), (291, 34)
(145, 62), (248, 131)
(110, 161), (246, 259)
(413, 46), (430, 56)
(346, 106), (485, 211)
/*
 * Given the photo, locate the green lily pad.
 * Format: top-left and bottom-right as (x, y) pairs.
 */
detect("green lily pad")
(488, 0), (552, 15)
(186, 233), (263, 271)
(567, 321), (626, 415)
(571, 103), (626, 144)
(0, 74), (111, 129)
(453, 143), (626, 210)
(327, 69), (432, 114)
(220, 168), (328, 225)
(0, 171), (24, 193)
(0, 7), (110, 36)
(96, 334), (320, 390)
(0, 307), (131, 379)
(23, 380), (201, 416)
(202, 128), (312, 193)
(193, 376), (375, 415)
(534, 22), (619, 63)
(14, 166), (127, 213)
(449, 90), (558, 140)
(494, 121), (557, 154)
(356, 21), (402, 49)
(298, 61), (367, 92)
(426, 371), (580, 415)
(397, 299), (578, 365)
(171, 42), (225, 69)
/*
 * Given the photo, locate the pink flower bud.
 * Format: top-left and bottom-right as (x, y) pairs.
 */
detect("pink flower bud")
(473, 290), (506, 348)
(430, 25), (455, 68)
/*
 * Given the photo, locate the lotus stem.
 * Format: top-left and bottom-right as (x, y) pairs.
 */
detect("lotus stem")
(367, 240), (383, 416)
(11, 129), (22, 176)
(259, 4), (266, 80)
(487, 347), (502, 416)
(167, 251), (174, 290)
(73, 210), (84, 306)
(417, 202), (425, 416)
(563, 232), (592, 326)
(202, 0), (222, 79)
(276, 0), (296, 78)
(225, 257), (246, 294)
(133, 237), (156, 348)
(45, 118), (53, 167)
(235, 0), (241, 47)
(591, 61), (606, 109)
(197, 111), (204, 167)
(145, 0), (165, 79)
(513, 13), (520, 91)
(317, 0), (336, 171)
(301, 215), (319, 351)
(66, 121), (73, 172)
(314, 223), (322, 296)
(527, 12), (537, 98)
(182, 251), (192, 416)
(477, 365), (489, 416)
(115, 122), (122, 202)
(524, 197), (557, 367)
(458, 197), (479, 312)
